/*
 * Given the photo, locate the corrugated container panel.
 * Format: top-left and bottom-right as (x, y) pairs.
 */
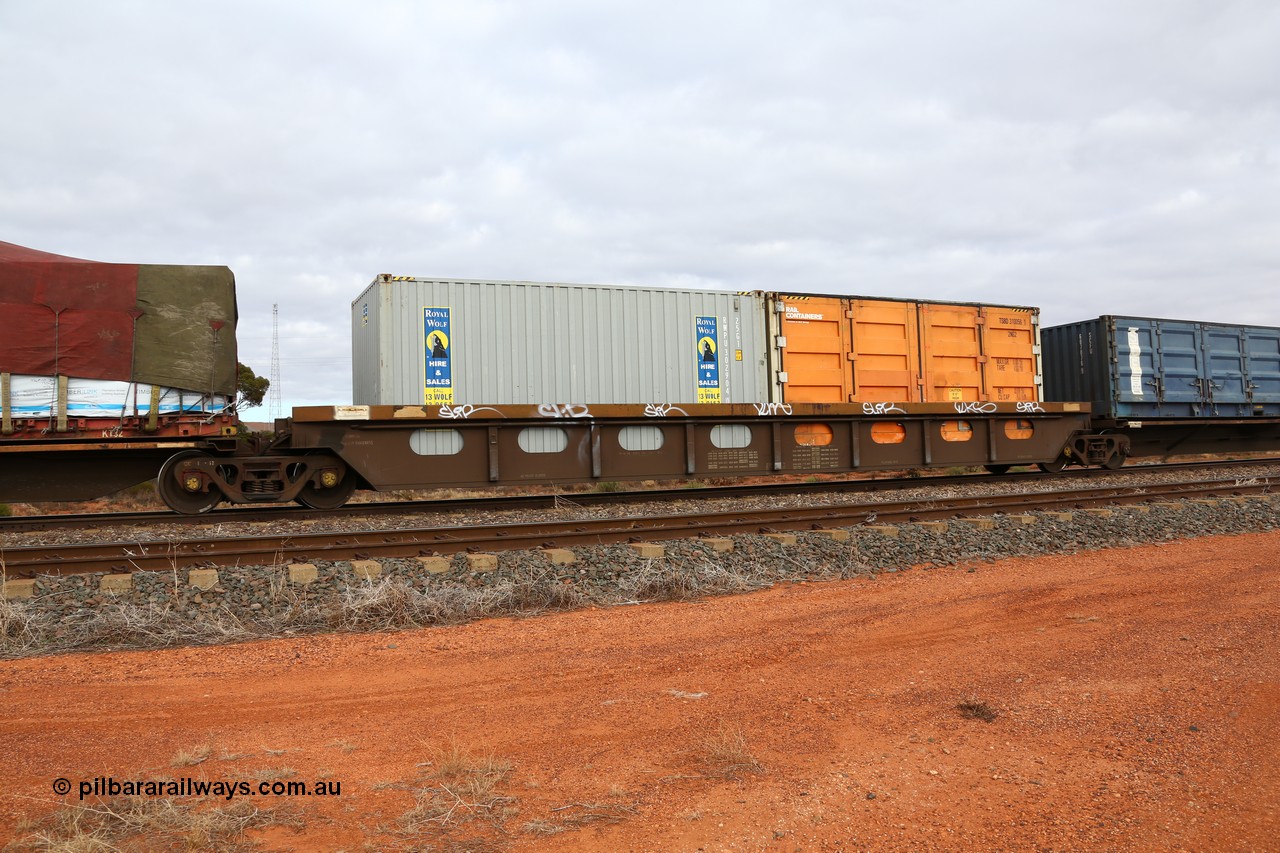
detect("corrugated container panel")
(1040, 318), (1101, 407)
(1245, 327), (1280, 403)
(765, 293), (1041, 404)
(350, 280), (383, 405)
(768, 295), (853, 402)
(1205, 325), (1248, 406)
(918, 303), (984, 402)
(978, 306), (1042, 402)
(1148, 321), (1203, 405)
(849, 299), (919, 402)
(351, 277), (769, 406)
(1042, 316), (1280, 418)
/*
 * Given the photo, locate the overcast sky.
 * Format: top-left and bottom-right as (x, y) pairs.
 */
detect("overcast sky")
(3, 0), (1277, 417)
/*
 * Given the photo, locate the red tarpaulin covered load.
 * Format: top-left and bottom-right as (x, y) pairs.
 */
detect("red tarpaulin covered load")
(0, 241), (237, 394)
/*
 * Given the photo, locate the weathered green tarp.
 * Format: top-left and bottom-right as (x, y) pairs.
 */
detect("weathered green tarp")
(0, 241), (238, 395)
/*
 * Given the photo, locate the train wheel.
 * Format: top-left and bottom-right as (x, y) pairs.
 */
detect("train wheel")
(1102, 450), (1127, 470)
(295, 466), (357, 510)
(984, 464), (1011, 475)
(157, 451), (222, 515)
(1037, 458), (1068, 474)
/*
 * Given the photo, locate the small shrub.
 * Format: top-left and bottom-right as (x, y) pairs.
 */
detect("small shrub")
(0, 503), (11, 517)
(956, 699), (999, 722)
(400, 742), (516, 834)
(697, 725), (764, 779)
(593, 481), (622, 493)
(170, 744), (213, 767)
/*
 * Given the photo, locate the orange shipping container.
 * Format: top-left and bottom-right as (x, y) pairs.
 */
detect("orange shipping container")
(766, 294), (1041, 404)
(974, 305), (1040, 402)
(849, 298), (920, 401)
(768, 296), (851, 403)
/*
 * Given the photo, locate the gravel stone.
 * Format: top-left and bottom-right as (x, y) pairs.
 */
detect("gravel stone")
(2, 489), (1276, 658)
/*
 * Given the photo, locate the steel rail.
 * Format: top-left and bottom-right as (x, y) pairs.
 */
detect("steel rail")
(3, 477), (1272, 578)
(3, 457), (1277, 533)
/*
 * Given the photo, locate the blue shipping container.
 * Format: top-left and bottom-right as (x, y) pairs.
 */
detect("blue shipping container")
(1042, 316), (1280, 419)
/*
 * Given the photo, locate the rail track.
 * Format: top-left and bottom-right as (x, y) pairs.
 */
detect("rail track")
(2, 457), (1276, 534)
(2, 474), (1273, 578)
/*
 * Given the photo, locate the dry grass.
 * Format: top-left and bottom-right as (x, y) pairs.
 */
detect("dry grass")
(697, 725), (764, 779)
(0, 596), (41, 656)
(1, 559), (747, 658)
(956, 699), (999, 723)
(520, 800), (638, 836)
(546, 801), (637, 829)
(399, 742), (517, 835)
(5, 794), (298, 852)
(521, 818), (565, 835)
(169, 744), (212, 767)
(0, 598), (258, 658)
(336, 571), (587, 632)
(250, 766), (297, 782)
(618, 557), (766, 603)
(2, 535), (862, 660)
(429, 741), (512, 783)
(0, 570), (590, 659)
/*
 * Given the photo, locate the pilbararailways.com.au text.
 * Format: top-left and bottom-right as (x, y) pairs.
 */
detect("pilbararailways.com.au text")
(55, 776), (342, 801)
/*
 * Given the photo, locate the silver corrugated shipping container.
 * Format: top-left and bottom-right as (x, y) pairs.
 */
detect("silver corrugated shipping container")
(352, 275), (770, 406)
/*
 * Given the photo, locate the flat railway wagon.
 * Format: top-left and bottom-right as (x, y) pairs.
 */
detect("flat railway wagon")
(0, 241), (239, 501)
(151, 400), (1101, 513)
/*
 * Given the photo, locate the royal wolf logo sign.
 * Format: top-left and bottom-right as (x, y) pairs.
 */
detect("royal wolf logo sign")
(424, 307), (453, 405)
(696, 315), (720, 403)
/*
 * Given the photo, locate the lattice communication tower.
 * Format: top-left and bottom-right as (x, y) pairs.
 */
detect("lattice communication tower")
(268, 303), (282, 423)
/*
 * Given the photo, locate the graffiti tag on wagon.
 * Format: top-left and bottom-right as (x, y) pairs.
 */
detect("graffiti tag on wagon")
(438, 404), (503, 420)
(644, 403), (689, 418)
(537, 403), (593, 419)
(862, 402), (906, 415)
(1016, 402), (1046, 414)
(753, 402), (793, 416)
(954, 401), (999, 414)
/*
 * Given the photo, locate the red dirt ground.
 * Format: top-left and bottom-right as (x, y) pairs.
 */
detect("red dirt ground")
(2, 532), (1278, 851)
